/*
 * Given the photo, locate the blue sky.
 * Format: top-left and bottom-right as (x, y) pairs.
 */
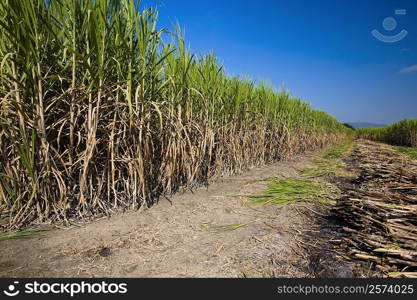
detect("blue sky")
(141, 0), (417, 124)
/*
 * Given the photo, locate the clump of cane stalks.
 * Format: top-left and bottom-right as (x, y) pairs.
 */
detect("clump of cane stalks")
(0, 0), (351, 229)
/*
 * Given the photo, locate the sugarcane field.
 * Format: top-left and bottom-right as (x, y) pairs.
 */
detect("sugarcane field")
(1, 0), (417, 290)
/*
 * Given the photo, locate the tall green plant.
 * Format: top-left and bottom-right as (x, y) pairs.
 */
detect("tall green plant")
(0, 0), (352, 229)
(356, 119), (417, 147)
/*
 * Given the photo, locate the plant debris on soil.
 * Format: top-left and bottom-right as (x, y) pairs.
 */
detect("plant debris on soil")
(300, 140), (354, 179)
(247, 179), (335, 206)
(334, 140), (417, 278)
(0, 228), (47, 241)
(202, 221), (256, 233)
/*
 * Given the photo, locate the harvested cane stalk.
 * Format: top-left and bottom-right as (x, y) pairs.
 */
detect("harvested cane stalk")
(335, 141), (417, 276)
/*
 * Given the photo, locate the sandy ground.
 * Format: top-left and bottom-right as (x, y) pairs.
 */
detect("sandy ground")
(1, 147), (349, 278)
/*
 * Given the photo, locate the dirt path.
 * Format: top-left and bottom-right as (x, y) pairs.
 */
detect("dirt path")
(1, 146), (333, 278)
(3, 139), (410, 278)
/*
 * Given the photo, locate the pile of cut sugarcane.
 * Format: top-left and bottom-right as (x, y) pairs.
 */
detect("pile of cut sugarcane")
(335, 141), (417, 277)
